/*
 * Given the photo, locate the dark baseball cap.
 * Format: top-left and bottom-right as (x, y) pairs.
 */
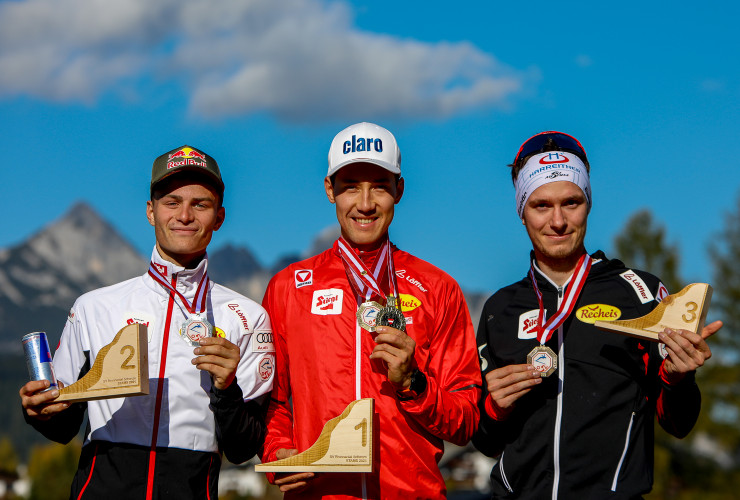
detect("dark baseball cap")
(150, 145), (224, 197)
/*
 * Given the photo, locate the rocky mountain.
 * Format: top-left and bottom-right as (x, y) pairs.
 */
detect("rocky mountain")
(0, 203), (488, 350)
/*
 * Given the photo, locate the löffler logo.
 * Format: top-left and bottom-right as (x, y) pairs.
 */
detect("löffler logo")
(228, 303), (251, 332)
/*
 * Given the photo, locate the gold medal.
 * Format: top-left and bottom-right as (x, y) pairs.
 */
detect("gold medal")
(527, 345), (557, 378)
(356, 301), (383, 332)
(376, 295), (406, 332)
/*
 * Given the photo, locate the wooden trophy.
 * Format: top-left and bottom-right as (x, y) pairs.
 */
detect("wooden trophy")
(56, 323), (149, 402)
(255, 398), (374, 473)
(594, 283), (712, 342)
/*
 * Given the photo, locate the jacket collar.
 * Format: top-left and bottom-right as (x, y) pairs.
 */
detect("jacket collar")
(146, 247), (210, 298)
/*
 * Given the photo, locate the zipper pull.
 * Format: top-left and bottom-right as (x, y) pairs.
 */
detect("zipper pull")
(558, 286), (563, 299)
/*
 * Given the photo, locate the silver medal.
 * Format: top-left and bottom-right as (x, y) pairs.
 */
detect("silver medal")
(181, 314), (213, 347)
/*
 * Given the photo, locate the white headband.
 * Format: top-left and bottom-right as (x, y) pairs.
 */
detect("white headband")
(514, 151), (592, 218)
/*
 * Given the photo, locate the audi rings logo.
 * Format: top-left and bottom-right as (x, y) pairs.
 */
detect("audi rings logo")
(256, 332), (273, 343)
(252, 329), (275, 353)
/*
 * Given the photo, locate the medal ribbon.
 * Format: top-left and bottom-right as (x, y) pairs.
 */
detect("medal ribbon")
(148, 261), (210, 315)
(337, 237), (400, 302)
(529, 253), (592, 345)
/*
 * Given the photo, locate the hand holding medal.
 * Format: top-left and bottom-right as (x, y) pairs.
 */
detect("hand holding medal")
(338, 237), (417, 391)
(527, 253), (592, 378)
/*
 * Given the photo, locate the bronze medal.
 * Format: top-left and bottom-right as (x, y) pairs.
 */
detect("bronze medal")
(527, 345), (557, 378)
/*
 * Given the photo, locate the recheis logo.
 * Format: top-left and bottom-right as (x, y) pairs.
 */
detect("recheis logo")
(311, 289), (343, 315)
(294, 269), (313, 288)
(539, 152), (570, 164)
(167, 147), (207, 170)
(517, 309), (541, 340)
(576, 304), (622, 324)
(399, 294), (421, 312)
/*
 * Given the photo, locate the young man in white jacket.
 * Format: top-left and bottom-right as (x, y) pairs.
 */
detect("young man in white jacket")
(20, 145), (275, 500)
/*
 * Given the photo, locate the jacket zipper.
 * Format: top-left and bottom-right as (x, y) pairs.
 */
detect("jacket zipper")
(552, 285), (564, 500)
(611, 412), (636, 491)
(499, 451), (514, 493)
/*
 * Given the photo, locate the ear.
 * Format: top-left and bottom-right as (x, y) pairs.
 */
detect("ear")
(324, 176), (336, 204)
(146, 200), (155, 227)
(213, 206), (226, 231)
(394, 177), (405, 204)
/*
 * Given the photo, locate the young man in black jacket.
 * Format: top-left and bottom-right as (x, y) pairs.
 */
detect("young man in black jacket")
(473, 131), (721, 499)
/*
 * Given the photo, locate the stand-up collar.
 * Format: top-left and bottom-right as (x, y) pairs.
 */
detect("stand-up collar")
(146, 247), (209, 299)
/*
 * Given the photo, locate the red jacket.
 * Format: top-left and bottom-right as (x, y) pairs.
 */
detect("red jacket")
(261, 241), (481, 499)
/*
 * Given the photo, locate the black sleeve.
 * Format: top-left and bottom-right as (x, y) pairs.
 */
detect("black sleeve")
(471, 298), (508, 458)
(656, 371), (701, 438)
(210, 379), (268, 464)
(22, 400), (87, 444)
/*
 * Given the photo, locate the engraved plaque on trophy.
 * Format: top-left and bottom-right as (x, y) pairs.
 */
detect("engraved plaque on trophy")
(55, 323), (149, 402)
(255, 398), (374, 473)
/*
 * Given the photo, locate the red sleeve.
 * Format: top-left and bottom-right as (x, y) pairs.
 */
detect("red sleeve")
(399, 280), (482, 446)
(259, 274), (296, 483)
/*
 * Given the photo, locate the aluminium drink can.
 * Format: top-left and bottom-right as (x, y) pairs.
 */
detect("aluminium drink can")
(22, 332), (58, 391)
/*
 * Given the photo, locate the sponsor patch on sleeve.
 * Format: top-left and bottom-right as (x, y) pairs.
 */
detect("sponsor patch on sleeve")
(656, 282), (669, 303)
(659, 342), (668, 359)
(258, 355), (274, 381)
(620, 271), (655, 304)
(311, 289), (343, 315)
(67, 308), (76, 324)
(518, 309), (541, 340)
(294, 269), (313, 288)
(225, 302), (252, 335)
(252, 329), (275, 353)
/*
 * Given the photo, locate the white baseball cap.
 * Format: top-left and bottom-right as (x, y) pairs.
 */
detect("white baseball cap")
(327, 122), (401, 177)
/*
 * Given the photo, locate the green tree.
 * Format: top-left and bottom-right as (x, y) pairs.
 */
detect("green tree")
(614, 209), (683, 293)
(615, 207), (740, 498)
(27, 440), (81, 500)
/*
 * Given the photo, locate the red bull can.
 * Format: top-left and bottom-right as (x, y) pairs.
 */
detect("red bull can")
(22, 332), (58, 391)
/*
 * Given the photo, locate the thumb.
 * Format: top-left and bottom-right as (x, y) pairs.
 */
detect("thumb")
(701, 320), (722, 340)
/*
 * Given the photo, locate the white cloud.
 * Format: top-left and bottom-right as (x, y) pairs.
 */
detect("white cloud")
(0, 0), (533, 121)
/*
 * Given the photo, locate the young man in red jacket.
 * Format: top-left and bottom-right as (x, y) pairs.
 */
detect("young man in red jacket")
(261, 122), (481, 498)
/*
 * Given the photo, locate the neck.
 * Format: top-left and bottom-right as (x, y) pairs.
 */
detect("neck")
(341, 234), (387, 254)
(534, 250), (587, 287)
(155, 244), (206, 270)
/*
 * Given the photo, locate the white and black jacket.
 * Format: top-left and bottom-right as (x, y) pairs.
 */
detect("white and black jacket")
(473, 251), (700, 500)
(26, 248), (275, 499)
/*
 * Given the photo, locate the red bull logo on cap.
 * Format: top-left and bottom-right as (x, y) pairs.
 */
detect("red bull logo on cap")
(167, 147), (207, 170)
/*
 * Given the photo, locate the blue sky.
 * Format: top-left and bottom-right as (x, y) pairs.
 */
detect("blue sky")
(2, 0), (738, 294)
